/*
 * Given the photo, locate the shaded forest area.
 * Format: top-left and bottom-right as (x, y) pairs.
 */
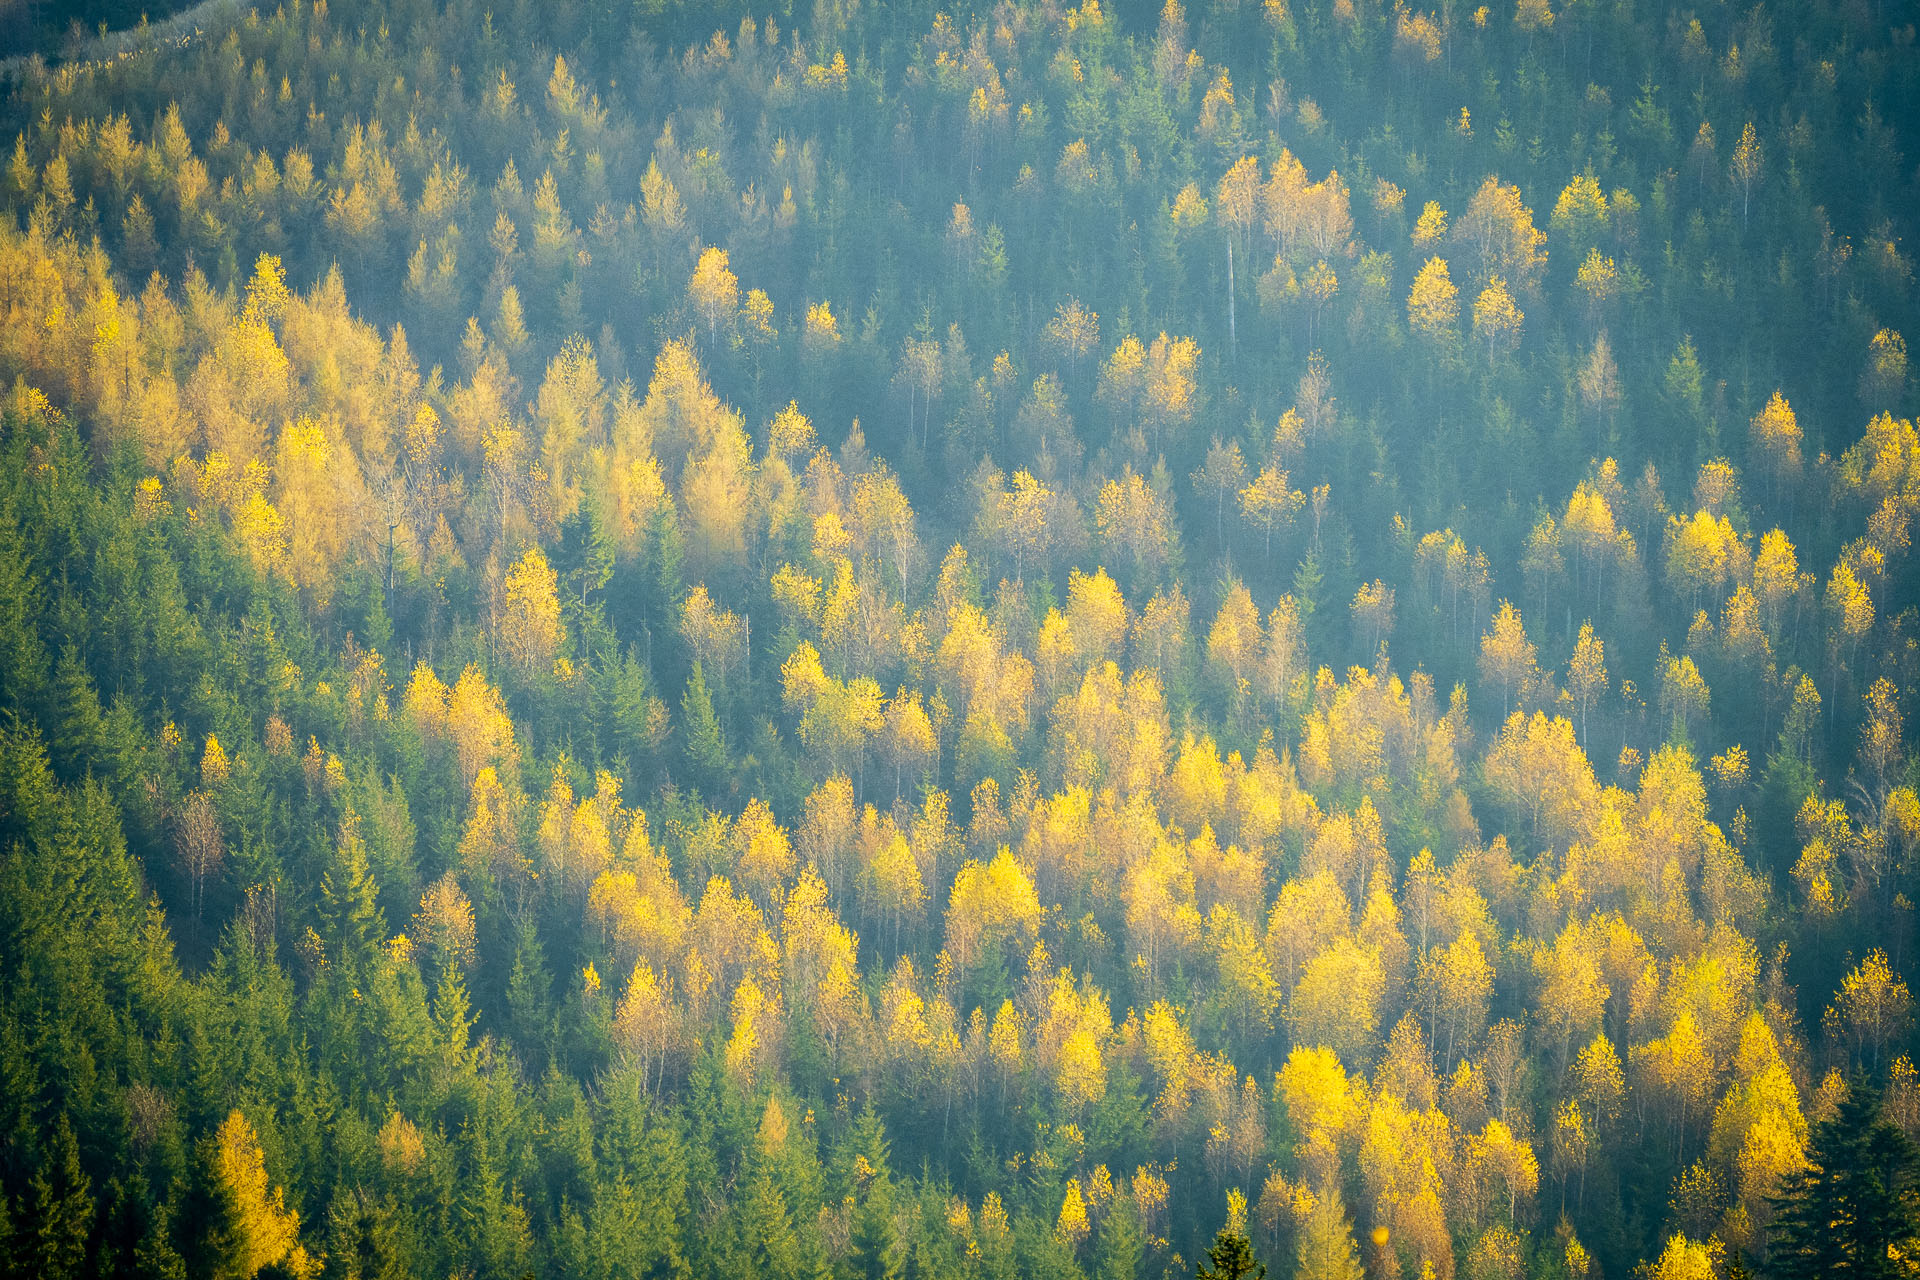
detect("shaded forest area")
(0, 0), (210, 63)
(1, 0), (1919, 1276)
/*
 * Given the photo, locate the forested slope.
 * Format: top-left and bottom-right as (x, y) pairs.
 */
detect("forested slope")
(0, 0), (1918, 1276)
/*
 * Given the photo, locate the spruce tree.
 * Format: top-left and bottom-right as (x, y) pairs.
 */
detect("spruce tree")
(50, 645), (105, 781)
(1098, 1195), (1146, 1280)
(25, 1113), (95, 1280)
(1198, 1223), (1267, 1280)
(1768, 1073), (1920, 1280)
(681, 661), (728, 790)
(318, 817), (385, 975)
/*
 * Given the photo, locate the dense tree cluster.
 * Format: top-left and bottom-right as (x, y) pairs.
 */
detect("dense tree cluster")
(0, 0), (1917, 1277)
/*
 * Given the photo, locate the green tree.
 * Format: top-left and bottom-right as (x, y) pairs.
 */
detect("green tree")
(1098, 1192), (1146, 1280)
(681, 661), (728, 790)
(319, 815), (386, 976)
(22, 1113), (96, 1280)
(50, 645), (106, 782)
(1768, 1075), (1920, 1280)
(1198, 1220), (1267, 1280)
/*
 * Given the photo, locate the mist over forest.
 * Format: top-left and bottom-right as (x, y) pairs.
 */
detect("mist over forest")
(0, 0), (1918, 1277)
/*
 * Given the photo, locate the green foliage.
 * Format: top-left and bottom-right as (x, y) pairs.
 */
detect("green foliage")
(680, 661), (729, 791)
(1768, 1076), (1920, 1280)
(0, 0), (1916, 1278)
(1199, 1227), (1267, 1280)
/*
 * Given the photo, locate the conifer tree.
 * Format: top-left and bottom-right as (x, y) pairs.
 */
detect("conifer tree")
(682, 661), (729, 789)
(1768, 1074), (1920, 1280)
(49, 645), (106, 781)
(319, 814), (385, 974)
(23, 1113), (95, 1280)
(1290, 1183), (1361, 1280)
(1197, 1211), (1267, 1280)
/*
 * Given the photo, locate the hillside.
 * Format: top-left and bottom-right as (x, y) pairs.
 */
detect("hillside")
(0, 0), (1918, 1276)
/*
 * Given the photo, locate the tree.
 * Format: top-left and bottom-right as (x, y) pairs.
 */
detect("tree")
(1521, 513), (1565, 620)
(1142, 333), (1202, 449)
(1750, 391), (1804, 506)
(1193, 437), (1248, 547)
(1826, 952), (1915, 1073)
(1349, 579), (1394, 652)
(879, 688), (936, 799)
(1861, 330), (1907, 409)
(1198, 1222), (1268, 1280)
(992, 470), (1053, 581)
(1290, 1181), (1360, 1280)
(896, 337), (944, 449)
(176, 788), (224, 926)
(205, 1110), (315, 1280)
(1478, 601), (1538, 717)
(1098, 1191), (1147, 1280)
(1095, 467), (1175, 578)
(1472, 276), (1523, 359)
(1514, 0), (1553, 36)
(1550, 174), (1609, 254)
(1646, 1234), (1716, 1280)
(1455, 176), (1547, 295)
(1408, 256), (1460, 345)
(501, 545), (563, 680)
(1576, 255), (1619, 329)
(1483, 711), (1599, 848)
(688, 246), (739, 348)
(1730, 122), (1763, 228)
(1044, 298), (1101, 385)
(1769, 1075), (1920, 1280)
(682, 661), (729, 788)
(22, 1114), (94, 1280)
(1291, 937), (1386, 1065)
(1567, 622), (1608, 746)
(1665, 511), (1744, 613)
(1659, 650), (1711, 740)
(1240, 466), (1305, 561)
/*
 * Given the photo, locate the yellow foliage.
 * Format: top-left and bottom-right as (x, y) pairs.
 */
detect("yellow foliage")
(1407, 256), (1459, 340)
(211, 1109), (314, 1279)
(1471, 275), (1524, 356)
(1412, 201), (1448, 249)
(501, 546), (563, 678)
(201, 733), (231, 786)
(1056, 1177), (1091, 1246)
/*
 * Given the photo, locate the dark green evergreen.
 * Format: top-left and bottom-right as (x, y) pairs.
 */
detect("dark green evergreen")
(1768, 1076), (1920, 1280)
(1197, 1226), (1266, 1280)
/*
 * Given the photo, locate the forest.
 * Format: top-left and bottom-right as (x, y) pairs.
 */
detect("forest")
(0, 0), (1917, 1275)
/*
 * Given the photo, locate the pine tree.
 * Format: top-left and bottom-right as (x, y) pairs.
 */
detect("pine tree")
(1098, 1194), (1146, 1280)
(1198, 1223), (1267, 1280)
(319, 815), (385, 975)
(504, 919), (553, 1070)
(25, 1113), (95, 1280)
(1292, 550), (1327, 651)
(842, 1111), (902, 1280)
(50, 645), (106, 782)
(460, 1122), (532, 1279)
(1768, 1074), (1920, 1280)
(556, 494), (616, 607)
(681, 662), (728, 790)
(650, 503), (686, 622)
(740, 1168), (804, 1280)
(0, 513), (51, 722)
